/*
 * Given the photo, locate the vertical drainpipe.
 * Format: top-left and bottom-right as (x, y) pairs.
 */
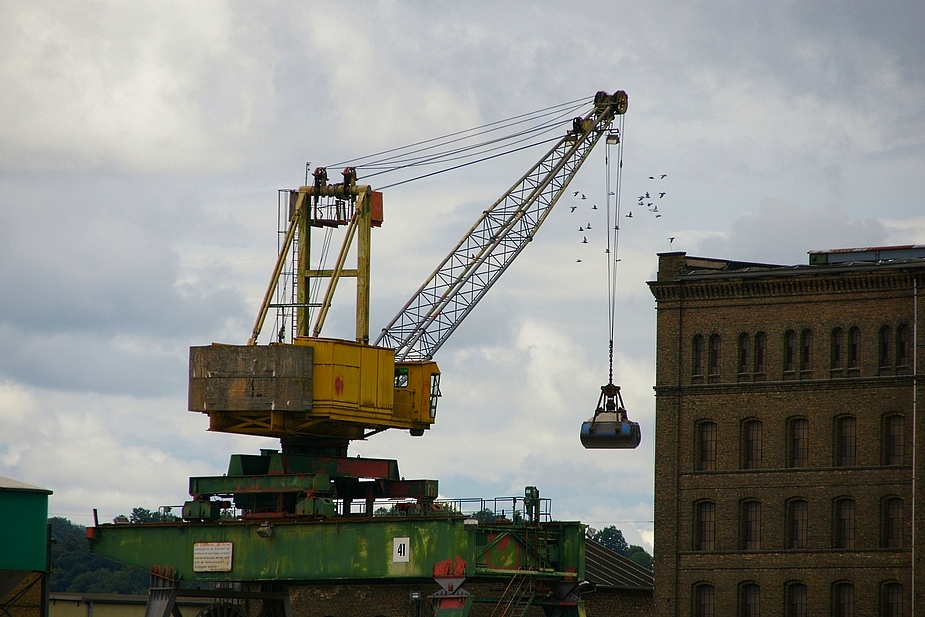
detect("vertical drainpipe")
(913, 275), (918, 617)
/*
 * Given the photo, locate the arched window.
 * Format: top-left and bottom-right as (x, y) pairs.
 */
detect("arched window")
(834, 498), (856, 549)
(896, 324), (910, 367)
(880, 325), (893, 370)
(800, 329), (813, 372)
(742, 419), (762, 469)
(881, 497), (904, 548)
(741, 500), (761, 550)
(693, 334), (705, 378)
(832, 581), (855, 617)
(835, 416), (857, 467)
(883, 414), (905, 466)
(848, 327), (861, 371)
(881, 581), (903, 617)
(738, 332), (751, 378)
(784, 330), (797, 372)
(787, 498), (808, 549)
(695, 501), (716, 551)
(708, 334), (721, 378)
(789, 417), (808, 468)
(697, 420), (717, 471)
(753, 332), (767, 376)
(694, 583), (715, 617)
(739, 582), (760, 617)
(786, 581), (807, 617)
(831, 327), (845, 371)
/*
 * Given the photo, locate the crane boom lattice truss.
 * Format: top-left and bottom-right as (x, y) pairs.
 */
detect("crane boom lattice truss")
(376, 91), (627, 361)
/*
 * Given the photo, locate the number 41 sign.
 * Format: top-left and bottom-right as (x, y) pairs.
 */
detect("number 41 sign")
(393, 537), (410, 562)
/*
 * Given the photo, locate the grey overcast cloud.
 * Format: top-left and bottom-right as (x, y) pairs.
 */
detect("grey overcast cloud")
(1, 1), (924, 551)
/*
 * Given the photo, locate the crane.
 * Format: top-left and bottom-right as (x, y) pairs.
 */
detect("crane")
(90, 90), (639, 617)
(193, 89), (638, 449)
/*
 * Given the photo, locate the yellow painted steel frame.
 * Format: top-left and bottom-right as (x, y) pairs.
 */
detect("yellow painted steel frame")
(290, 338), (437, 437)
(300, 186), (373, 344)
(248, 182), (372, 346)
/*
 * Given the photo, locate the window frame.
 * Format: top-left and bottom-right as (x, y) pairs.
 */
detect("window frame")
(753, 331), (767, 377)
(881, 496), (904, 549)
(694, 583), (715, 617)
(742, 419), (763, 470)
(787, 498), (808, 550)
(881, 581), (903, 617)
(835, 415), (857, 467)
(789, 417), (809, 468)
(739, 582), (760, 617)
(741, 499), (762, 550)
(695, 500), (716, 551)
(831, 327), (845, 372)
(896, 324), (910, 368)
(879, 325), (893, 371)
(697, 420), (718, 471)
(708, 334), (721, 379)
(738, 332), (751, 380)
(832, 581), (855, 617)
(834, 498), (856, 549)
(883, 414), (905, 466)
(800, 329), (813, 373)
(692, 334), (705, 379)
(784, 329), (797, 373)
(847, 327), (860, 372)
(785, 581), (807, 617)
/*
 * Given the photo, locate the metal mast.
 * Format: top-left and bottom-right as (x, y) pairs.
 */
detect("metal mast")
(376, 90), (628, 361)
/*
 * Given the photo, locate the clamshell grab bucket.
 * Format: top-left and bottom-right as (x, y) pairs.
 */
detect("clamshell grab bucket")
(580, 383), (641, 450)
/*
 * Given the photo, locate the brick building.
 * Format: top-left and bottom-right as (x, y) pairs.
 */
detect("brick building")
(647, 247), (925, 617)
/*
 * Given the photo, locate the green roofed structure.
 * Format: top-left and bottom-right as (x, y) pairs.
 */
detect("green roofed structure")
(0, 476), (52, 609)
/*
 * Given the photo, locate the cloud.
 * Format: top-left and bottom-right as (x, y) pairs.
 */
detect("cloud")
(0, 1), (277, 172)
(0, 0), (922, 546)
(695, 198), (887, 264)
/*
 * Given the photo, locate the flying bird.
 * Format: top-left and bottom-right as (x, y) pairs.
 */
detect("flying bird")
(645, 192), (650, 199)
(609, 191), (615, 195)
(586, 223), (592, 229)
(570, 206), (577, 212)
(576, 259), (582, 263)
(580, 193), (587, 200)
(649, 176), (655, 179)
(592, 204), (598, 210)
(573, 191), (580, 196)
(582, 237), (588, 244)
(626, 212), (633, 218)
(669, 237), (676, 245)
(659, 192), (666, 198)
(661, 174), (667, 179)
(579, 226), (584, 231)
(656, 214), (662, 218)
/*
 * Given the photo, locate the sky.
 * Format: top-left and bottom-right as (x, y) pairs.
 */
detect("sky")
(1, 1), (924, 553)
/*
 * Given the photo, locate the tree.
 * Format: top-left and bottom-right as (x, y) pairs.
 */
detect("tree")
(49, 516), (149, 594)
(592, 526), (629, 555)
(127, 506), (178, 523)
(626, 544), (654, 570)
(590, 526), (654, 570)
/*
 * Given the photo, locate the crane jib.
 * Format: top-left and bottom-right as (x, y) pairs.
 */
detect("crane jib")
(376, 91), (627, 361)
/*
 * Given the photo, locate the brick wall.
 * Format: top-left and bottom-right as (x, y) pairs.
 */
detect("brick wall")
(649, 253), (924, 617)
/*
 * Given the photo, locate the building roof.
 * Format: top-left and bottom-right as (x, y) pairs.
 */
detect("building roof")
(0, 476), (52, 494)
(584, 539), (654, 590)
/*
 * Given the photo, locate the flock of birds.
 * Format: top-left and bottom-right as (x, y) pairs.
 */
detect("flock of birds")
(569, 174), (671, 262)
